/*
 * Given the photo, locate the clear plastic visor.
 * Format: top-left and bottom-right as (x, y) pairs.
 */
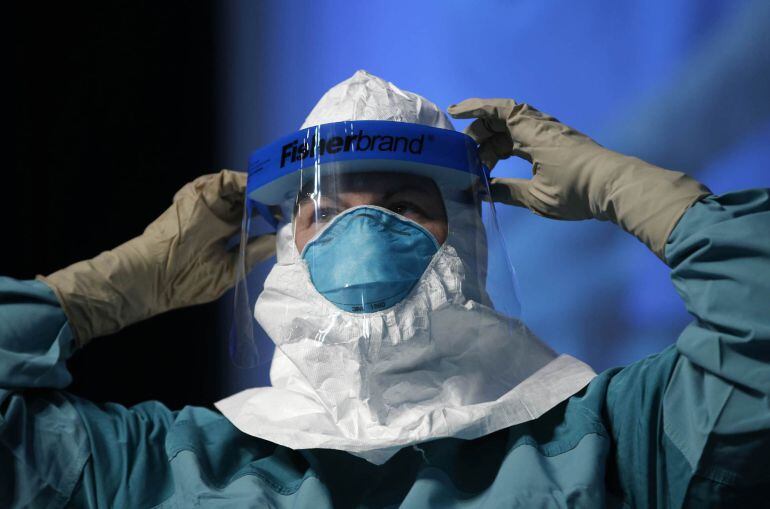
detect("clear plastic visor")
(229, 122), (523, 384)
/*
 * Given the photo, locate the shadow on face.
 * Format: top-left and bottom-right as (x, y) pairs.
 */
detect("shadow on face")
(293, 172), (448, 252)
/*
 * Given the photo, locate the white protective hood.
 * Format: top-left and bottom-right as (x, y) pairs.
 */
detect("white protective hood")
(216, 70), (596, 464)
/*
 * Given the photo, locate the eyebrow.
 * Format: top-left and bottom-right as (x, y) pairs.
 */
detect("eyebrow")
(382, 185), (434, 201)
(298, 183), (432, 199)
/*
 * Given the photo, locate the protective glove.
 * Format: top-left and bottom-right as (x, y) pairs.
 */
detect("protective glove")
(38, 170), (275, 346)
(447, 98), (711, 260)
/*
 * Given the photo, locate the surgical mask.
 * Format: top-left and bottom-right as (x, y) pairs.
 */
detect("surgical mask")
(301, 206), (439, 314)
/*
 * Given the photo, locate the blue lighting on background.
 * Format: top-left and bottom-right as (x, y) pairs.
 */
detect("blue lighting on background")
(217, 0), (770, 391)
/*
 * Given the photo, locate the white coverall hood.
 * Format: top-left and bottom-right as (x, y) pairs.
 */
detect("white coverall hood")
(215, 70), (596, 464)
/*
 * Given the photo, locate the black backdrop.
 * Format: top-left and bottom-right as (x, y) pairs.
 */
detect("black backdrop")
(9, 3), (225, 409)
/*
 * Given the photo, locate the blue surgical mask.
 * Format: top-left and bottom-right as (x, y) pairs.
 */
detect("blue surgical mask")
(301, 206), (440, 313)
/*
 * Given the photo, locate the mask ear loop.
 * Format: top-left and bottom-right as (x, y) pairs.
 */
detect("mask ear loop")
(228, 199), (261, 368)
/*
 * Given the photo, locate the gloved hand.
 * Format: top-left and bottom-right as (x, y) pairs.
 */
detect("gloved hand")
(447, 98), (711, 260)
(38, 170), (275, 346)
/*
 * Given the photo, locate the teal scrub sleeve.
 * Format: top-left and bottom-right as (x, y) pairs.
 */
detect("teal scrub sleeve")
(0, 278), (75, 389)
(0, 278), (89, 507)
(0, 278), (178, 508)
(606, 189), (770, 506)
(665, 189), (770, 492)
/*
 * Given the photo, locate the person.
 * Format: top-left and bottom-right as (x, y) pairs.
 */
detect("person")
(1, 71), (768, 508)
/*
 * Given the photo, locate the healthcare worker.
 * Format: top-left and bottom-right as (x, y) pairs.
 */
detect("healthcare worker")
(1, 70), (768, 508)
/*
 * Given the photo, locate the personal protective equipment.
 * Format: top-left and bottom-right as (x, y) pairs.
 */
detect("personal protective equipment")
(448, 98), (712, 259)
(302, 206), (440, 313)
(7, 189), (770, 508)
(38, 170), (276, 345)
(216, 70), (596, 464)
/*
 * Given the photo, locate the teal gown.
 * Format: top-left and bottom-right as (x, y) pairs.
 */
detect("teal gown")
(1, 190), (769, 508)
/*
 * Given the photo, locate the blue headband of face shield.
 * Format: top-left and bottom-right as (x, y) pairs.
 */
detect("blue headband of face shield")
(245, 120), (488, 216)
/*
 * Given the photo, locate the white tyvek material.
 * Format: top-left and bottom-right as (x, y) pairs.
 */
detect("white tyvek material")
(216, 71), (596, 464)
(301, 70), (455, 130)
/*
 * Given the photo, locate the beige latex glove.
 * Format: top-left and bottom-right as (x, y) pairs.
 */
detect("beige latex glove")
(448, 99), (711, 260)
(38, 170), (276, 346)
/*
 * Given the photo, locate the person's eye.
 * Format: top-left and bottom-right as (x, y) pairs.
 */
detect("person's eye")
(390, 201), (427, 219)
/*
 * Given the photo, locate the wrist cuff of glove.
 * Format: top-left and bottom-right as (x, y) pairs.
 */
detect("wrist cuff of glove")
(36, 272), (99, 348)
(606, 166), (711, 262)
(35, 249), (153, 347)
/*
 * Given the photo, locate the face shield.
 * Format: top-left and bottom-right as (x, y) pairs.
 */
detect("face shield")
(230, 120), (524, 370)
(218, 70), (595, 465)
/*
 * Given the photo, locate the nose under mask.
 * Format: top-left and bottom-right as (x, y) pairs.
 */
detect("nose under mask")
(300, 206), (440, 313)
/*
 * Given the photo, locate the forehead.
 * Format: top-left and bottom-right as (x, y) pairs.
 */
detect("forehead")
(297, 171), (442, 199)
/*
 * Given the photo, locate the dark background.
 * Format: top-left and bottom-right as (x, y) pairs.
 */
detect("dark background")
(9, 1), (770, 405)
(9, 3), (222, 409)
